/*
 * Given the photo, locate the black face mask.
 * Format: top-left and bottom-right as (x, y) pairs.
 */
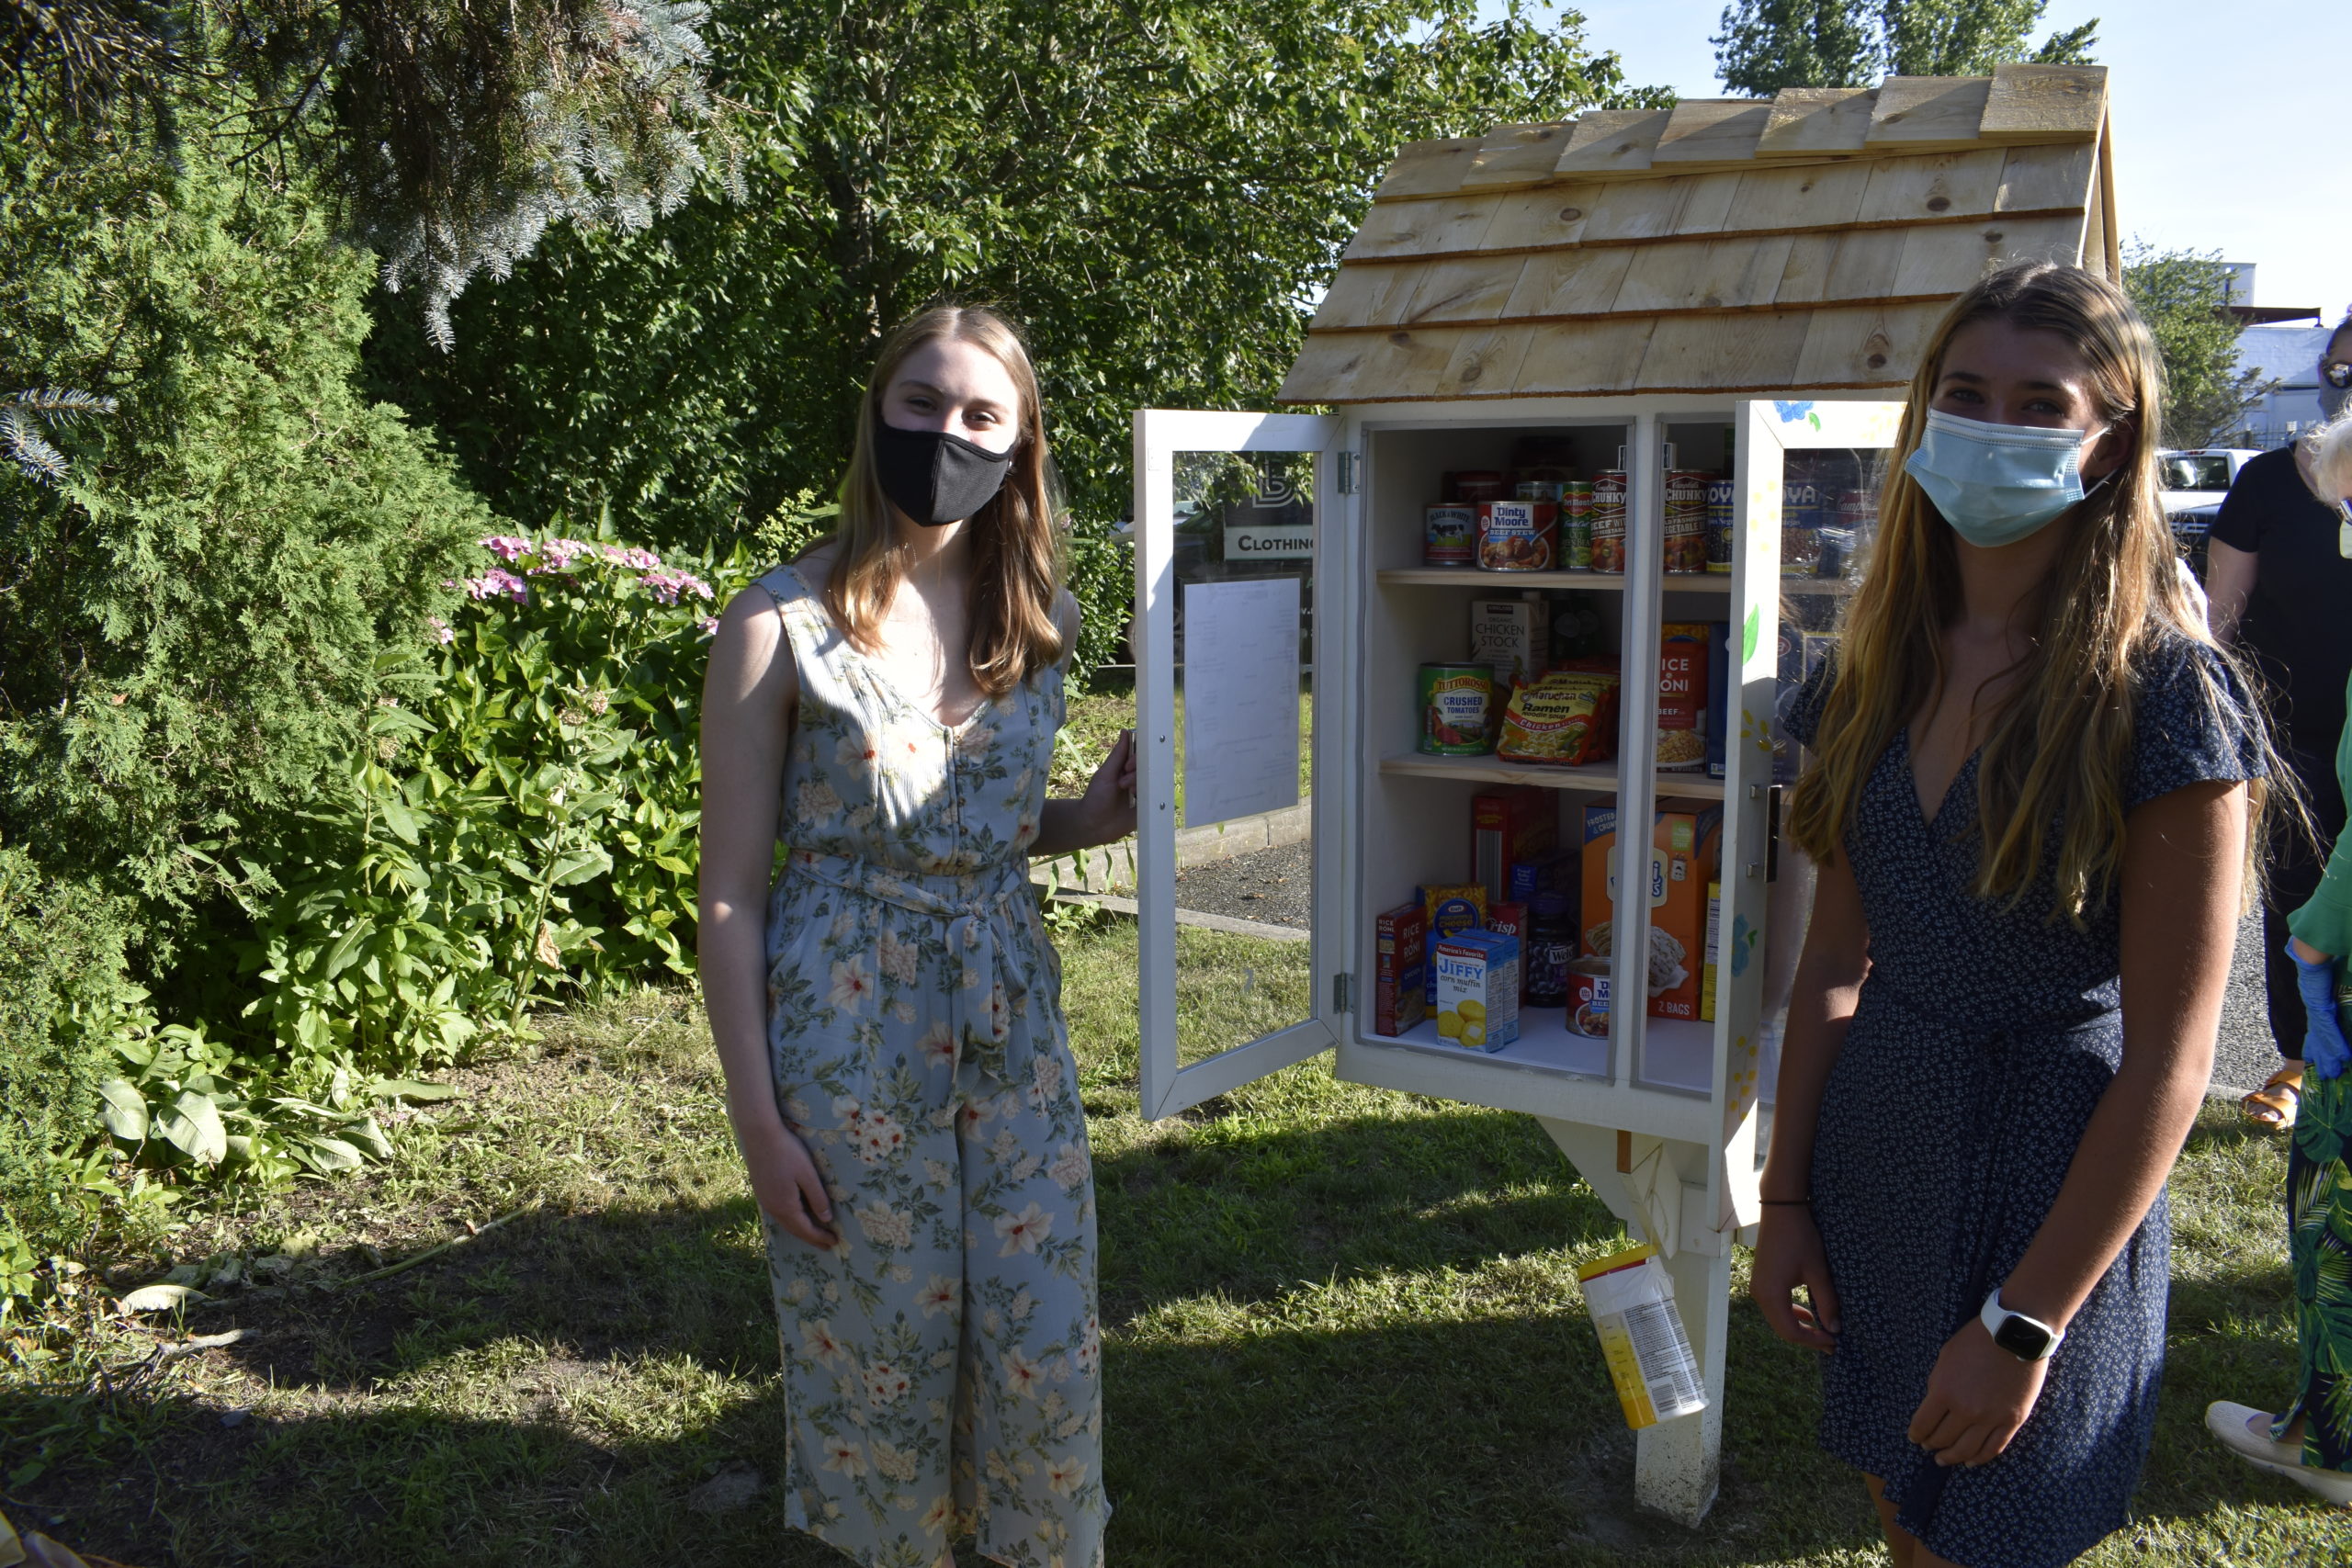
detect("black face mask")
(873, 422), (1017, 526)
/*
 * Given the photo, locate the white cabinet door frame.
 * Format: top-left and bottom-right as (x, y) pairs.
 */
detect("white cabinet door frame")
(1133, 409), (1345, 1121)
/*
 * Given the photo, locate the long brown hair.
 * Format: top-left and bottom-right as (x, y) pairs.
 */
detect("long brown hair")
(818, 304), (1068, 696)
(1785, 262), (2273, 923)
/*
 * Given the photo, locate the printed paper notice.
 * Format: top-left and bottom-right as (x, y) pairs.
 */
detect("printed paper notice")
(1182, 577), (1302, 827)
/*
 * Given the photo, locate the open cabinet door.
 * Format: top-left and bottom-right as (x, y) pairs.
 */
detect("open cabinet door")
(1133, 409), (1347, 1120)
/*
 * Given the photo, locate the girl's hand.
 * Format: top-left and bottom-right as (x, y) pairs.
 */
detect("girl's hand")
(1080, 729), (1137, 843)
(736, 1107), (837, 1248)
(1906, 1319), (2050, 1466)
(1750, 1204), (1841, 1351)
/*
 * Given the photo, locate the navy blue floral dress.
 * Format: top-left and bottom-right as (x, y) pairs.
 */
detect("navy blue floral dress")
(1787, 634), (2265, 1568)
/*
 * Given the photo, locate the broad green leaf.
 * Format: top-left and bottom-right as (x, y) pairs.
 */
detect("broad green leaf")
(98, 1078), (150, 1142)
(379, 796), (421, 843)
(548, 847), (613, 886)
(322, 918), (378, 977)
(156, 1090), (228, 1164)
(343, 1117), (394, 1160)
(119, 1283), (209, 1313)
(369, 1077), (458, 1103)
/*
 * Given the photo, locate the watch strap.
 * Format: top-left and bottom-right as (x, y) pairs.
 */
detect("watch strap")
(1979, 1286), (2063, 1362)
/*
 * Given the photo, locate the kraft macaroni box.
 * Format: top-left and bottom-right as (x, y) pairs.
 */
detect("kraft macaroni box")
(1373, 900), (1428, 1037)
(1420, 883), (1487, 1004)
(1580, 798), (1724, 1022)
(1433, 929), (1520, 1051)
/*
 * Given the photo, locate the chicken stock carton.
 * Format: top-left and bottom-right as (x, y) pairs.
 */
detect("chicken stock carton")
(1580, 798), (1723, 1022)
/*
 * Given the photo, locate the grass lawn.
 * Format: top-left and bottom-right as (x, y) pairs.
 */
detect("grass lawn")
(6, 914), (2346, 1566)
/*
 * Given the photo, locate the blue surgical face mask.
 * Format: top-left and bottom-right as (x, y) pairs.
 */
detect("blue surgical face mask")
(1903, 409), (2110, 548)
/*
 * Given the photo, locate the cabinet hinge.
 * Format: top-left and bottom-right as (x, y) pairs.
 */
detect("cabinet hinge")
(1332, 973), (1355, 1013)
(1336, 450), (1361, 496)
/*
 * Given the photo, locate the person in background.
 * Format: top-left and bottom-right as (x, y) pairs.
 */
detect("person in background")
(1753, 263), (2276, 1568)
(2208, 405), (2352, 1505)
(2207, 311), (2352, 1127)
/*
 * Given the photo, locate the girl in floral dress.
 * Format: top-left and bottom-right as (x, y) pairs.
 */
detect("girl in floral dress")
(698, 305), (1136, 1568)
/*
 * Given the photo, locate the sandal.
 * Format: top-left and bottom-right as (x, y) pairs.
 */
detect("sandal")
(2207, 1401), (2352, 1505)
(2242, 1063), (2304, 1129)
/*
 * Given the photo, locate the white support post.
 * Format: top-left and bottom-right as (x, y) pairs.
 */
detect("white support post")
(1536, 1116), (1729, 1527)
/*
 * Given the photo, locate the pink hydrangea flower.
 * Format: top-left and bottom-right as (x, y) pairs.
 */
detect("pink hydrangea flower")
(480, 535), (534, 563)
(638, 569), (714, 605)
(464, 568), (528, 603)
(535, 537), (599, 573)
(599, 544), (663, 570)
(427, 615), (455, 645)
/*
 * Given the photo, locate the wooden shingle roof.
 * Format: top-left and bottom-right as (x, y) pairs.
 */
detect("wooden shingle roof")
(1278, 64), (2115, 404)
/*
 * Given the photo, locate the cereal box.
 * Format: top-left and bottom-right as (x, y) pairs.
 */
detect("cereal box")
(1420, 883), (1487, 1004)
(1472, 786), (1556, 906)
(1580, 798), (1724, 1022)
(1433, 929), (1520, 1051)
(1374, 900), (1428, 1038)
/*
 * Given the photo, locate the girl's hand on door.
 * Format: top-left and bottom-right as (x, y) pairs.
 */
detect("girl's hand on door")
(1080, 729), (1137, 841)
(1750, 1204), (1841, 1351)
(1906, 1319), (2049, 1466)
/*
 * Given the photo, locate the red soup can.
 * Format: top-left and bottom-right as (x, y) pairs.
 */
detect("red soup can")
(1566, 957), (1611, 1037)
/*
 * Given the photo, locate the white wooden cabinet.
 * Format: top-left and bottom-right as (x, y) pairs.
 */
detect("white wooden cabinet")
(1130, 393), (1904, 1524)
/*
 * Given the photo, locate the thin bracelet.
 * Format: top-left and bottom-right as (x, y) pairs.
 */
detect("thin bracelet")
(1758, 1197), (1812, 1206)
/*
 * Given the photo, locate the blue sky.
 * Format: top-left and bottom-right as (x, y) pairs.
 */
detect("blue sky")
(1480, 1), (2347, 321)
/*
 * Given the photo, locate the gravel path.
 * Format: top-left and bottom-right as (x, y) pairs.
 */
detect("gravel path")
(1172, 842), (2285, 1100)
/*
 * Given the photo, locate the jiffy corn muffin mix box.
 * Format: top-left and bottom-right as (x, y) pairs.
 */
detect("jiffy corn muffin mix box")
(1433, 928), (1520, 1052)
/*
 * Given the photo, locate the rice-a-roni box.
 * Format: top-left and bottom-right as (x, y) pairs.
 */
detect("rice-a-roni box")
(1433, 929), (1520, 1052)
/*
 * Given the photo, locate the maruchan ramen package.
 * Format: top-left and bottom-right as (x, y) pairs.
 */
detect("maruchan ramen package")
(1496, 670), (1621, 766)
(1420, 883), (1487, 1004)
(1433, 929), (1520, 1051)
(1374, 900), (1428, 1037)
(1576, 1244), (1707, 1429)
(1580, 798), (1723, 1021)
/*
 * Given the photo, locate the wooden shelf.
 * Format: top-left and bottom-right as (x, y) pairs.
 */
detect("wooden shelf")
(1379, 750), (1726, 799)
(1379, 566), (1860, 595)
(1370, 1011), (1717, 1097)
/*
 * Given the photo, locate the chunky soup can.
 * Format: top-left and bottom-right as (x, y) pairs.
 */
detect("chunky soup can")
(1591, 470), (1628, 574)
(1663, 469), (1711, 574)
(1419, 662), (1495, 755)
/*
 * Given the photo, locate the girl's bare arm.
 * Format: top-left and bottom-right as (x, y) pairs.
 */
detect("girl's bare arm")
(698, 587), (835, 1247)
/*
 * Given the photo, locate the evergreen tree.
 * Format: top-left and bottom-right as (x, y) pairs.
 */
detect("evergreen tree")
(1714, 0), (2098, 95)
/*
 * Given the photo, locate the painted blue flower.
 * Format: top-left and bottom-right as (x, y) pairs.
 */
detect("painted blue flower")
(1773, 400), (1816, 424)
(1732, 914), (1756, 978)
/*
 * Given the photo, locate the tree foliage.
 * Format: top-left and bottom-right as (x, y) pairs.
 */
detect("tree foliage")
(364, 0), (1659, 563)
(2122, 242), (2275, 451)
(0, 125), (488, 928)
(1713, 0), (2098, 94)
(3, 0), (740, 345)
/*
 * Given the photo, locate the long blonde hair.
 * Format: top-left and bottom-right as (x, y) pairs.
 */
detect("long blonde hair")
(819, 304), (1068, 697)
(1786, 262), (2271, 923)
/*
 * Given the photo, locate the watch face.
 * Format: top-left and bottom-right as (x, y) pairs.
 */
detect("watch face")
(1993, 1314), (2052, 1360)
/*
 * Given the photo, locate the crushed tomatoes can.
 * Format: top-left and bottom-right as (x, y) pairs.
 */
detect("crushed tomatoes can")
(1419, 662), (1495, 755)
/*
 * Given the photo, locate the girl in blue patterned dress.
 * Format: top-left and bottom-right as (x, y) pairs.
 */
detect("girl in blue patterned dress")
(1751, 263), (2280, 1568)
(698, 305), (1136, 1568)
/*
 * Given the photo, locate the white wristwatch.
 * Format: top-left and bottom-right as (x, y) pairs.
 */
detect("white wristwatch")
(1980, 1287), (2064, 1363)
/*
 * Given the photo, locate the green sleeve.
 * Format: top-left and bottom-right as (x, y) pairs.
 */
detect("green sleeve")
(2288, 671), (2352, 961)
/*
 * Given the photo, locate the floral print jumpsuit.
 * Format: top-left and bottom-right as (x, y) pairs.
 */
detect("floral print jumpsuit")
(755, 563), (1105, 1568)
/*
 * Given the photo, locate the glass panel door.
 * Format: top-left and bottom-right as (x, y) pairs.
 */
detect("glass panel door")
(1133, 410), (1344, 1120)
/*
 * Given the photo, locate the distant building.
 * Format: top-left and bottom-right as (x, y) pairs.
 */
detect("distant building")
(2232, 321), (2339, 450)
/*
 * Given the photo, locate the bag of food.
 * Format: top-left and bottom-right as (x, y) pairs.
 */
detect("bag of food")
(1497, 670), (1621, 765)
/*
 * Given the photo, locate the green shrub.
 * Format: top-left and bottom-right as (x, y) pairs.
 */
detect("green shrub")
(0, 123), (488, 931)
(0, 850), (138, 1259)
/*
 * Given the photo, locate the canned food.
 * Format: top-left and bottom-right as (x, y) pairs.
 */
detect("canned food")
(1781, 472), (1823, 578)
(1425, 503), (1476, 567)
(1453, 470), (1510, 503)
(1477, 499), (1558, 571)
(1566, 957), (1611, 1037)
(1562, 481), (1594, 571)
(1664, 470), (1711, 574)
(1591, 471), (1627, 574)
(1515, 478), (1565, 503)
(1705, 478), (1735, 574)
(1419, 662), (1495, 755)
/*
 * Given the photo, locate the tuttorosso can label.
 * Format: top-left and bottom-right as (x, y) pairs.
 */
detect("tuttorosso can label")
(1419, 662), (1495, 754)
(1426, 503), (1476, 567)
